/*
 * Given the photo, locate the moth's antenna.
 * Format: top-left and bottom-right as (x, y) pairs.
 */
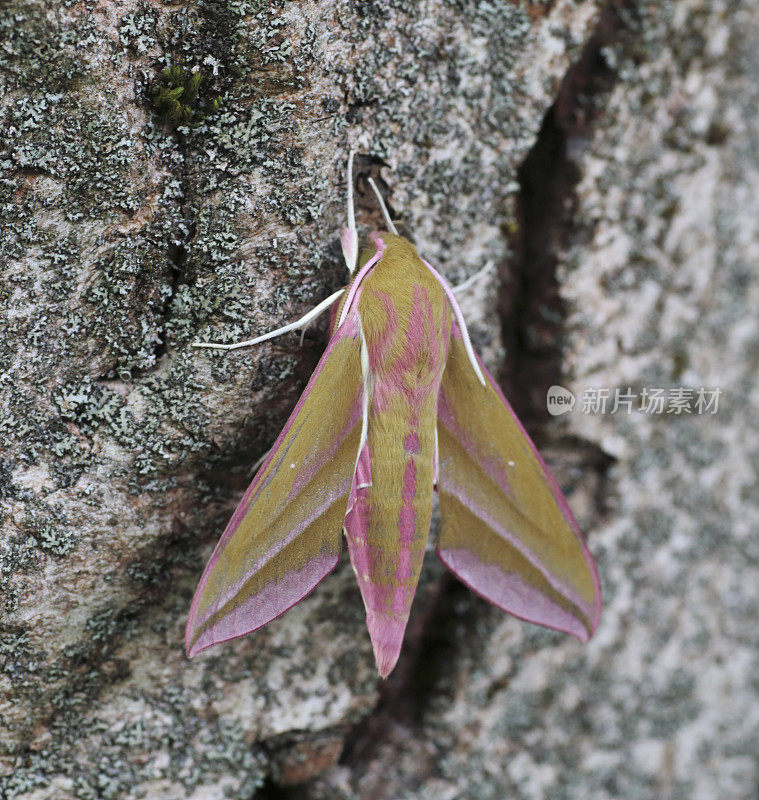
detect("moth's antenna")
(346, 150), (357, 233)
(341, 150), (359, 273)
(367, 177), (398, 235)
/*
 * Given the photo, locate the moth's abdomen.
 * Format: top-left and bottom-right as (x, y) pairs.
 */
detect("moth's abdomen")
(344, 398), (437, 678)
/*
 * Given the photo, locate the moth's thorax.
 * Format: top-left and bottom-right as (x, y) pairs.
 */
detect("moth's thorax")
(356, 234), (452, 396)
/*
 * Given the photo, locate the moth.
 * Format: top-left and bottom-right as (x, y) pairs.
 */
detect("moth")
(186, 154), (601, 677)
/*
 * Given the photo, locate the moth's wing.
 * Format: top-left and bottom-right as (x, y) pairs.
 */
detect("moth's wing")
(436, 322), (601, 640)
(186, 311), (364, 657)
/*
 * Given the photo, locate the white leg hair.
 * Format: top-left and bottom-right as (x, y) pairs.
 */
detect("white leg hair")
(193, 288), (344, 351)
(451, 261), (494, 295)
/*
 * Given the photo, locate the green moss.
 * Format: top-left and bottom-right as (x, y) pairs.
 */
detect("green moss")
(151, 63), (222, 128)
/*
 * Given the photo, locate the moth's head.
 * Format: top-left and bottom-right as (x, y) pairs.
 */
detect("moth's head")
(341, 152), (409, 275)
(356, 231), (414, 272)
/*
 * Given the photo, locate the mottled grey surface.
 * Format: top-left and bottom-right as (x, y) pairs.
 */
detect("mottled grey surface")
(306, 2), (759, 800)
(1, 0), (757, 798)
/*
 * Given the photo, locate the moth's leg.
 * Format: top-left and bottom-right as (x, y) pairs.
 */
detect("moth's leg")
(451, 261), (494, 296)
(341, 150), (359, 274)
(433, 426), (439, 489)
(193, 288), (345, 351)
(248, 446), (271, 477)
(367, 176), (398, 235)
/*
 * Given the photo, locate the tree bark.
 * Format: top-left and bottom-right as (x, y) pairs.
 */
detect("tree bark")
(1, 1), (757, 798)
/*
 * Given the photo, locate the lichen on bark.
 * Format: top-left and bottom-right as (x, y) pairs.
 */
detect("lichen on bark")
(3, 0), (757, 798)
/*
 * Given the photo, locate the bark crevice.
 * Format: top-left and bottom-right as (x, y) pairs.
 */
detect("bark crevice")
(502, 2), (631, 430)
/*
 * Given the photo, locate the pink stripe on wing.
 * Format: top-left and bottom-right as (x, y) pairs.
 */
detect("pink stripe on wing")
(438, 321), (601, 632)
(186, 311), (363, 655)
(437, 388), (514, 498)
(470, 335), (601, 630)
(438, 478), (596, 620)
(192, 481), (353, 633)
(188, 552), (340, 656)
(437, 547), (590, 640)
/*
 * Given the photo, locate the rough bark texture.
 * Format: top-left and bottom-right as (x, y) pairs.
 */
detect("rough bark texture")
(1, 1), (757, 798)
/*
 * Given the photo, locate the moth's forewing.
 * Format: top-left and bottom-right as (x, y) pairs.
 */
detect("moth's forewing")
(436, 322), (602, 640)
(186, 311), (364, 657)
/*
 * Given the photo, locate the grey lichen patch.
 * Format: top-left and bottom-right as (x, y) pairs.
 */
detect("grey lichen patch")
(160, 0), (292, 82)
(22, 507), (77, 557)
(0, 526), (39, 614)
(82, 605), (139, 649)
(0, 568), (375, 797)
(48, 361), (213, 486)
(0, 0), (90, 92)
(352, 0), (423, 31)
(169, 189), (253, 296)
(2, 93), (143, 220)
(1, 381), (92, 488)
(118, 2), (160, 56)
(0, 627), (46, 699)
(180, 94), (303, 195)
(0, 624), (49, 761)
(0, 671), (269, 799)
(123, 364), (216, 481)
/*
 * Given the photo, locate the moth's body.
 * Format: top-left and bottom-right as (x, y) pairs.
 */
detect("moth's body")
(342, 235), (452, 671)
(186, 156), (601, 678)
